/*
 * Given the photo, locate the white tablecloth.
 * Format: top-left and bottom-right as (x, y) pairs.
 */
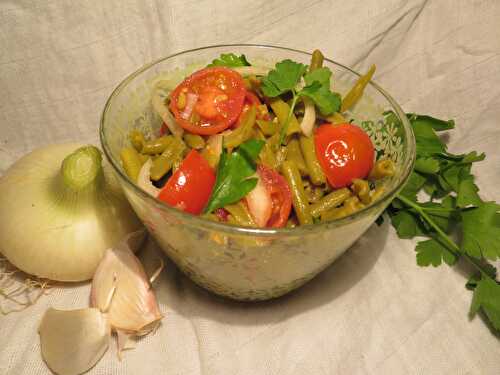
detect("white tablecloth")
(1, 1), (500, 374)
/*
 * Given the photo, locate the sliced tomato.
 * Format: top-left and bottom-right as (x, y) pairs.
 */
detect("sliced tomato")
(257, 165), (293, 228)
(234, 91), (270, 128)
(169, 67), (246, 135)
(314, 123), (375, 188)
(158, 150), (215, 215)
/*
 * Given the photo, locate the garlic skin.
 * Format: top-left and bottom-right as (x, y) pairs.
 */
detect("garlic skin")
(39, 308), (110, 375)
(90, 231), (162, 335)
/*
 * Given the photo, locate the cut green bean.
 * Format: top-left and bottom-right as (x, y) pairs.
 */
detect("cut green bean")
(120, 148), (142, 182)
(299, 135), (326, 185)
(310, 188), (352, 217)
(129, 130), (145, 152)
(150, 137), (186, 181)
(269, 99), (300, 137)
(351, 179), (371, 204)
(256, 119), (279, 136)
(320, 196), (363, 221)
(369, 159), (395, 180)
(142, 135), (174, 155)
(224, 105), (257, 148)
(183, 133), (205, 149)
(286, 138), (308, 176)
(225, 202), (256, 227)
(281, 161), (313, 225)
(309, 49), (324, 71)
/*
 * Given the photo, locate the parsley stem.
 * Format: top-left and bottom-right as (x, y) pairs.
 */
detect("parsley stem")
(396, 195), (495, 279)
(279, 92), (299, 145)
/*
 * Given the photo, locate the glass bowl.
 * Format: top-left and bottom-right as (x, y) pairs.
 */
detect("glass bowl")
(100, 44), (415, 301)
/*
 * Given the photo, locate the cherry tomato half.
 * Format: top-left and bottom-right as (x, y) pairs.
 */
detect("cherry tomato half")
(234, 91), (266, 128)
(158, 150), (216, 215)
(169, 67), (246, 135)
(258, 165), (293, 228)
(314, 123), (375, 188)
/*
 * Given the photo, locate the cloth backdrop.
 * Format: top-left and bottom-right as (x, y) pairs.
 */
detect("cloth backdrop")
(1, 1), (499, 374)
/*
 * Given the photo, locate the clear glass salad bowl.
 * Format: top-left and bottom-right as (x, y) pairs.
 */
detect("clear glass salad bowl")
(100, 44), (415, 301)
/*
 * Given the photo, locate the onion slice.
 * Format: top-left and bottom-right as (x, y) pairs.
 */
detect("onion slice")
(246, 173), (272, 227)
(137, 159), (160, 198)
(39, 308), (110, 375)
(232, 66), (270, 76)
(151, 82), (184, 138)
(90, 231), (162, 336)
(300, 98), (316, 136)
(180, 93), (199, 120)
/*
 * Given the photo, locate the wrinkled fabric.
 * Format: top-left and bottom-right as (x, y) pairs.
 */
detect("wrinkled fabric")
(1, 1), (500, 374)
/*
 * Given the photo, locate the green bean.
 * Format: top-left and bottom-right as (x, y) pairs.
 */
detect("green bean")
(310, 188), (352, 217)
(269, 99), (300, 136)
(299, 135), (326, 185)
(326, 112), (347, 124)
(120, 148), (142, 182)
(224, 105), (257, 148)
(138, 153), (150, 165)
(341, 64), (376, 113)
(320, 196), (363, 221)
(286, 138), (308, 176)
(225, 202), (256, 227)
(351, 179), (371, 204)
(309, 49), (324, 71)
(256, 119), (279, 136)
(369, 159), (395, 180)
(259, 133), (280, 170)
(129, 130), (145, 152)
(150, 137), (186, 181)
(304, 182), (324, 203)
(141, 135), (174, 155)
(281, 161), (313, 225)
(183, 133), (205, 149)
(370, 186), (385, 202)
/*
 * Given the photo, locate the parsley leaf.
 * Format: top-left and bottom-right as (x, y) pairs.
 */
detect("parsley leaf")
(260, 59), (342, 143)
(203, 139), (265, 213)
(261, 59), (307, 97)
(390, 210), (424, 238)
(399, 172), (426, 200)
(208, 53), (251, 68)
(411, 119), (447, 155)
(415, 239), (457, 267)
(414, 157), (440, 174)
(469, 275), (500, 331)
(300, 82), (341, 115)
(461, 202), (500, 260)
(457, 176), (482, 208)
(407, 113), (455, 131)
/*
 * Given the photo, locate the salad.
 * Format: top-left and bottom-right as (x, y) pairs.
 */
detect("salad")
(120, 50), (395, 228)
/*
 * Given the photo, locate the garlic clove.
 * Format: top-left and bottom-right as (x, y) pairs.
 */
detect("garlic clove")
(90, 231), (162, 334)
(38, 307), (110, 375)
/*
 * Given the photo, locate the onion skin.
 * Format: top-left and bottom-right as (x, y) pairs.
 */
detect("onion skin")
(0, 143), (143, 282)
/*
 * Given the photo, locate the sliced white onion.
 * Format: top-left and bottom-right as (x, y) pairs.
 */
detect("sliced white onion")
(39, 308), (110, 375)
(137, 159), (159, 198)
(151, 83), (184, 138)
(246, 173), (272, 227)
(180, 93), (198, 120)
(300, 98), (316, 136)
(232, 66), (271, 76)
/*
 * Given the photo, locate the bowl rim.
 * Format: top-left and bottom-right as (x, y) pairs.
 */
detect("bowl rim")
(100, 43), (416, 237)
